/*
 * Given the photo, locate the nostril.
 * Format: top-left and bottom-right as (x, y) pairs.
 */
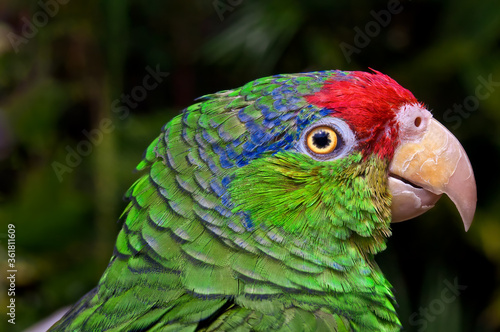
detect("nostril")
(414, 117), (422, 127)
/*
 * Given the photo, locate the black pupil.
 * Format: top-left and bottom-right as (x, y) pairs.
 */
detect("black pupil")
(312, 131), (331, 149)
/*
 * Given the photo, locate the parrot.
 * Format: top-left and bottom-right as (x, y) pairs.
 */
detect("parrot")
(49, 70), (477, 331)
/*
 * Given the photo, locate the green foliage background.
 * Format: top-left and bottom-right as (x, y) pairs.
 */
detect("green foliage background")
(0, 0), (499, 331)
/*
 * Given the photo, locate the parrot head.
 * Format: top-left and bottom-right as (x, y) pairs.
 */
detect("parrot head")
(302, 70), (476, 229)
(221, 70), (476, 257)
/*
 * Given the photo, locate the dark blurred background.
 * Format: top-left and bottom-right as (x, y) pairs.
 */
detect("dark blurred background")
(0, 0), (499, 331)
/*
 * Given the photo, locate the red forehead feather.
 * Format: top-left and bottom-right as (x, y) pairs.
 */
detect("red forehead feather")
(304, 70), (419, 159)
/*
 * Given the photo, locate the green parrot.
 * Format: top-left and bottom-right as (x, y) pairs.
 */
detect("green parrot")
(50, 70), (476, 331)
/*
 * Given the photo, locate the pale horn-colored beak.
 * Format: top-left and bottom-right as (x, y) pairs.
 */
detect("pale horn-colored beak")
(389, 118), (477, 231)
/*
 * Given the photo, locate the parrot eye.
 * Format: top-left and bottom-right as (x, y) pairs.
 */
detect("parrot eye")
(299, 118), (357, 161)
(306, 126), (337, 154)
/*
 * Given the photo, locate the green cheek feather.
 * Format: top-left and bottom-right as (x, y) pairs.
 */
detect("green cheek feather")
(229, 152), (392, 246)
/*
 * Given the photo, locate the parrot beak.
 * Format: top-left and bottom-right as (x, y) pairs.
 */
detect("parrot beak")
(388, 118), (477, 231)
